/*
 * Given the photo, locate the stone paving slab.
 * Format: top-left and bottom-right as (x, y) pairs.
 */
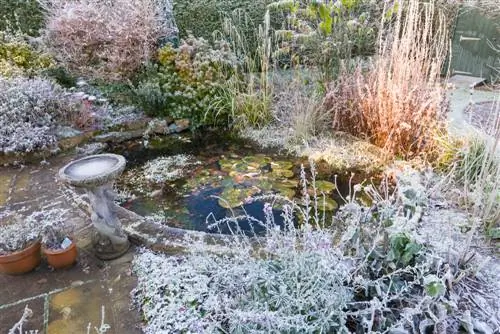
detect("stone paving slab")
(48, 281), (115, 333)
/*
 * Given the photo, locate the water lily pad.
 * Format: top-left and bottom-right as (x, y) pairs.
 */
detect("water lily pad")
(312, 180), (336, 194)
(242, 155), (271, 168)
(316, 197), (338, 211)
(218, 159), (238, 171)
(218, 188), (244, 209)
(234, 162), (250, 172)
(257, 179), (274, 191)
(221, 177), (235, 187)
(228, 170), (244, 178)
(272, 169), (294, 178)
(272, 184), (296, 199)
(271, 160), (294, 170)
(218, 187), (260, 209)
(278, 179), (298, 188)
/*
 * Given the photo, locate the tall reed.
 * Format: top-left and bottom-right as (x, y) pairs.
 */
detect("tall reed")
(211, 9), (275, 129)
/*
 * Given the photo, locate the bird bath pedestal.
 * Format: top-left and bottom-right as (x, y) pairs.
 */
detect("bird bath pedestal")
(59, 154), (130, 260)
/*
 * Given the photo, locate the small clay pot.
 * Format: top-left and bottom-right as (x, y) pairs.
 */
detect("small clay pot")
(42, 240), (78, 269)
(0, 241), (41, 275)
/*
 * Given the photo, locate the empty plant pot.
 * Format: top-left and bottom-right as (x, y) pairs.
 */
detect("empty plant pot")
(0, 241), (42, 275)
(42, 241), (78, 269)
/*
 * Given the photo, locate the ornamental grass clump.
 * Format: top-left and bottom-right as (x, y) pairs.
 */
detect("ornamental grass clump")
(132, 164), (497, 333)
(323, 0), (449, 159)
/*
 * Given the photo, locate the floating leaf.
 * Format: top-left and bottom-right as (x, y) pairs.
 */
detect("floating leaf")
(233, 162), (249, 172)
(242, 155), (271, 168)
(229, 170), (244, 178)
(317, 197), (338, 211)
(313, 180), (336, 193)
(257, 179), (274, 191)
(272, 169), (294, 178)
(271, 160), (294, 170)
(218, 188), (244, 209)
(278, 179), (298, 188)
(218, 187), (259, 209)
(272, 185), (296, 199)
(218, 159), (238, 171)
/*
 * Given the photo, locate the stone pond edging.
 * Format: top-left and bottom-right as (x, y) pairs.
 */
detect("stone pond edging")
(63, 184), (237, 255)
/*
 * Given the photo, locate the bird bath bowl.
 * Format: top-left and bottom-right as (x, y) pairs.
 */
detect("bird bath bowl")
(59, 154), (130, 260)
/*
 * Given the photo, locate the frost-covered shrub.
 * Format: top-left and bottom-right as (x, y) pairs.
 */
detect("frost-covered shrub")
(39, 0), (178, 81)
(0, 76), (79, 153)
(133, 37), (238, 128)
(270, 0), (381, 81)
(0, 32), (54, 78)
(132, 165), (498, 333)
(0, 0), (45, 36)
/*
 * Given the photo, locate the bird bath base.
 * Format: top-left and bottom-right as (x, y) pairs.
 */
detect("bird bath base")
(91, 229), (130, 260)
(59, 154), (130, 261)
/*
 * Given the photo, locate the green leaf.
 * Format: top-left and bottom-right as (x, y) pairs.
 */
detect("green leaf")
(487, 227), (500, 239)
(317, 4), (332, 35)
(424, 276), (445, 298)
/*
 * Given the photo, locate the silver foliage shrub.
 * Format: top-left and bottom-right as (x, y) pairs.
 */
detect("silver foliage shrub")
(132, 165), (499, 333)
(0, 76), (77, 153)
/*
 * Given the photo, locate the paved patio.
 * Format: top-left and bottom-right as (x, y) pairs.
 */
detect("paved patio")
(0, 153), (141, 333)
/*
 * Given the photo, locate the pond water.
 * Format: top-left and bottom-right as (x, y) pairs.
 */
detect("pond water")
(112, 132), (365, 235)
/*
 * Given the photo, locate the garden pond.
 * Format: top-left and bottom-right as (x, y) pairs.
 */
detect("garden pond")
(112, 132), (373, 235)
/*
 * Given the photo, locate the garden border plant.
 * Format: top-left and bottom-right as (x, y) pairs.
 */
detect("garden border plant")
(132, 163), (498, 333)
(38, 0), (178, 81)
(323, 0), (449, 159)
(0, 76), (82, 154)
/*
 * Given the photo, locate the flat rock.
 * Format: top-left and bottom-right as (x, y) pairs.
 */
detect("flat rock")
(76, 142), (108, 156)
(93, 130), (144, 144)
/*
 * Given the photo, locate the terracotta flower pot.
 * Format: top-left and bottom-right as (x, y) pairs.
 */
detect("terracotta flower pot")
(42, 240), (78, 269)
(0, 241), (41, 275)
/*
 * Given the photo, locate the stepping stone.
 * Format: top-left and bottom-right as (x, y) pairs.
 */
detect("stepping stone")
(47, 281), (114, 333)
(447, 74), (486, 89)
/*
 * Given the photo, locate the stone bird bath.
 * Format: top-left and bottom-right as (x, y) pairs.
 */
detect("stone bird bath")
(59, 154), (130, 260)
